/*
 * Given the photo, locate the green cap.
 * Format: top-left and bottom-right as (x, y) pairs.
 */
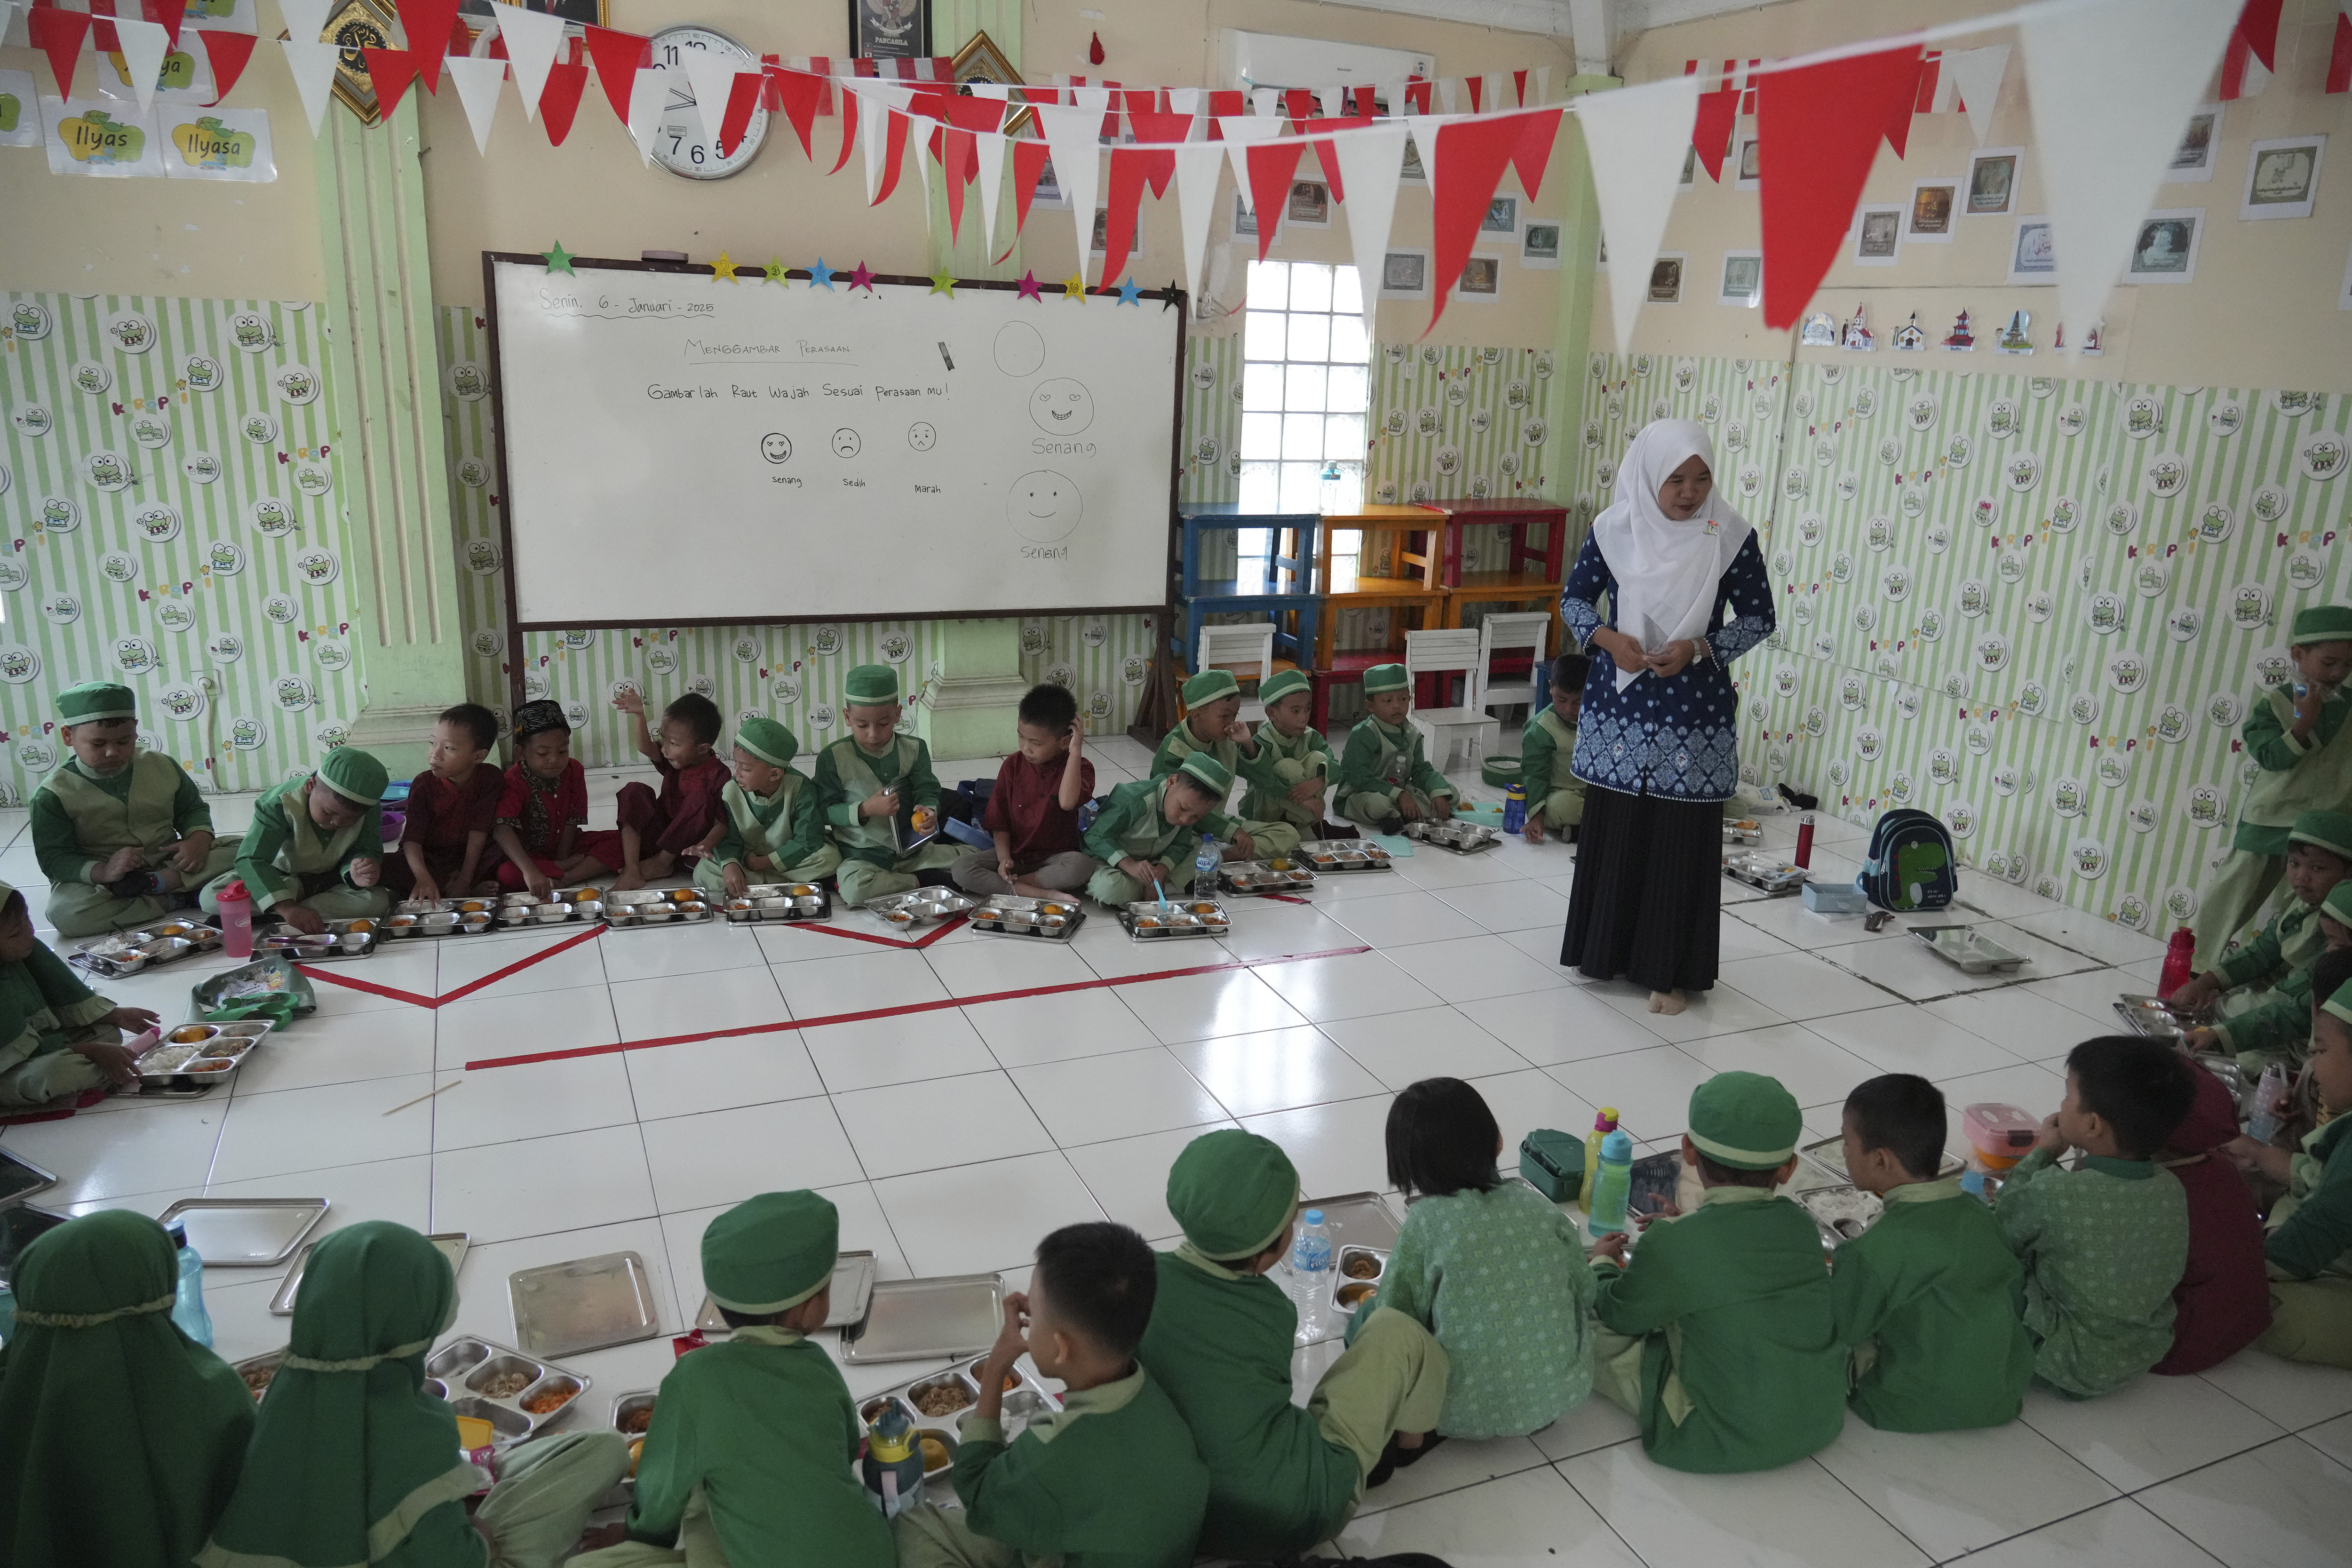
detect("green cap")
(1177, 751), (1232, 797)
(1686, 1070), (1803, 1171)
(843, 664), (900, 705)
(2325, 976), (2352, 1032)
(702, 1191), (838, 1315)
(1362, 662), (1411, 695)
(57, 681), (137, 725)
(2291, 809), (2352, 862)
(1259, 669), (1312, 706)
(2292, 605), (2352, 646)
(1166, 1130), (1299, 1260)
(313, 747), (389, 805)
(733, 716), (799, 769)
(2323, 881), (2352, 928)
(1182, 669), (1241, 707)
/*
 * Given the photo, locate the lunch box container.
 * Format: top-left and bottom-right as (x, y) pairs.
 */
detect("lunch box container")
(968, 896), (1085, 940)
(1118, 899), (1231, 940)
(133, 1019), (271, 1096)
(70, 920), (223, 978)
(866, 890), (976, 929)
(1401, 820), (1501, 854)
(721, 882), (833, 924)
(1217, 859), (1318, 896)
(423, 1335), (592, 1444)
(1297, 839), (1394, 873)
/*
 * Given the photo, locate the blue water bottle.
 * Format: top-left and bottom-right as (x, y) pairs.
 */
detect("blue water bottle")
(1502, 782), (1527, 834)
(168, 1224), (213, 1347)
(1194, 836), (1222, 899)
(1585, 1130), (1635, 1236)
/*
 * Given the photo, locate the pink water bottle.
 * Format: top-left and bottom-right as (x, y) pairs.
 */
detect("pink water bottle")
(1794, 813), (1816, 869)
(216, 879), (254, 960)
(2158, 927), (2196, 998)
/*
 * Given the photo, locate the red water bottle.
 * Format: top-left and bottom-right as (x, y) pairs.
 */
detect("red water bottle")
(1794, 813), (1816, 869)
(216, 879), (254, 960)
(2158, 926), (2196, 998)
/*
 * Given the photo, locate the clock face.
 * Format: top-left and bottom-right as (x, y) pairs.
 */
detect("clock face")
(648, 25), (769, 181)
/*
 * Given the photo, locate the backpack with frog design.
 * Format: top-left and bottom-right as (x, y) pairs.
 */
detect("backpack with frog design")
(1857, 807), (1957, 913)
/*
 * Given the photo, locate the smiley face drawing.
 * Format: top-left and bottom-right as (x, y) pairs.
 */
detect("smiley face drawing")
(831, 429), (861, 459)
(994, 321), (1046, 378)
(1008, 470), (1083, 542)
(760, 433), (793, 464)
(908, 422), (937, 452)
(1029, 378), (1095, 435)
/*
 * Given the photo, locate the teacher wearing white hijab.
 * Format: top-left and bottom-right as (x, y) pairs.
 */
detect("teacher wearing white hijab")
(1557, 420), (1774, 1014)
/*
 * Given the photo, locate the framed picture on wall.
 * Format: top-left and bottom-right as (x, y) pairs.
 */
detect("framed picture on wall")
(1286, 181), (1331, 229)
(1648, 253), (1685, 303)
(2243, 135), (2325, 221)
(1481, 195), (1520, 239)
(2169, 104), (2220, 183)
(1456, 255), (1502, 301)
(2008, 216), (2056, 283)
(850, 0), (929, 61)
(951, 30), (1033, 136)
(1399, 135), (1427, 183)
(1734, 135), (1762, 191)
(1522, 222), (1562, 268)
(2126, 208), (2202, 283)
(1907, 181), (1956, 242)
(1678, 143), (1697, 189)
(459, 0), (606, 28)
(1231, 191), (1258, 239)
(1967, 147), (2022, 215)
(1853, 204), (1902, 266)
(1381, 249), (1430, 301)
(1719, 250), (1761, 307)
(1088, 206), (1141, 254)
(1033, 154), (1065, 208)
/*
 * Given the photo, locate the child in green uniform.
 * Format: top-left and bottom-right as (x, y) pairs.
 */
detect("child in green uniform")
(2173, 811), (2352, 1073)
(32, 681), (238, 937)
(895, 1222), (1210, 1568)
(575, 1192), (893, 1568)
(1831, 1075), (2034, 1431)
(1337, 663), (1457, 833)
(1349, 1078), (1601, 1447)
(1080, 754), (1232, 907)
(693, 717), (842, 901)
(813, 665), (961, 906)
(2194, 604), (2352, 969)
(1237, 669), (1334, 843)
(1151, 669), (1279, 860)
(200, 748), (392, 935)
(2233, 969), (2352, 1369)
(1996, 1037), (2195, 1398)
(1136, 1130), (1449, 1560)
(197, 1223), (628, 1568)
(1589, 1072), (1845, 1472)
(0, 879), (162, 1108)
(1518, 653), (1589, 845)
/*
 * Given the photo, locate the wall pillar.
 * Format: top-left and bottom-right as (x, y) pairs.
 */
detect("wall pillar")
(312, 97), (468, 778)
(919, 618), (1028, 759)
(1548, 73), (1619, 513)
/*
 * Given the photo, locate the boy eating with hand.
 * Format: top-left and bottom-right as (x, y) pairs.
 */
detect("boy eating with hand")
(1235, 669), (1334, 844)
(814, 665), (961, 906)
(582, 690), (729, 891)
(895, 1221), (1209, 1568)
(2172, 809), (2352, 1072)
(1519, 653), (1590, 844)
(386, 702), (504, 902)
(33, 681), (237, 937)
(1338, 664), (1457, 833)
(1151, 670), (1277, 860)
(952, 684), (1098, 900)
(202, 748), (392, 935)
(1831, 1074), (2034, 1430)
(695, 717), (842, 901)
(1996, 1037), (2194, 1397)
(1082, 754), (1232, 907)
(491, 700), (607, 899)
(0, 880), (162, 1107)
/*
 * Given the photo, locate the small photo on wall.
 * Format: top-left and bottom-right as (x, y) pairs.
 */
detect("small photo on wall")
(1033, 154), (1065, 208)
(1968, 147), (2022, 215)
(1232, 190), (1259, 239)
(1853, 205), (1902, 266)
(1089, 206), (1141, 254)
(1456, 255), (1502, 301)
(1381, 249), (1430, 301)
(1735, 135), (1762, 190)
(2243, 135), (2324, 221)
(1907, 181), (1956, 242)
(1648, 253), (1685, 303)
(2169, 104), (2220, 183)
(1521, 222), (1562, 269)
(1286, 181), (1331, 229)
(1678, 143), (1697, 188)
(1719, 250), (1761, 307)
(2126, 208), (2202, 283)
(2008, 216), (2056, 284)
(1481, 195), (1520, 239)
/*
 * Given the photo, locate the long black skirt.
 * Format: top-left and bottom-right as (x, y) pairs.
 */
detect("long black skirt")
(1560, 784), (1721, 993)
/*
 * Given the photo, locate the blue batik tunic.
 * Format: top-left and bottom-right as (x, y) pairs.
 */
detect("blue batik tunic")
(1559, 531), (1774, 804)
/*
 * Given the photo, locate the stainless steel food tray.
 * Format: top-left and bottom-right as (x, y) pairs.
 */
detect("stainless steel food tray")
(273, 1231), (468, 1315)
(1722, 820), (1764, 846)
(1402, 819), (1502, 854)
(0, 1203), (69, 1288)
(1797, 1183), (1884, 1249)
(1910, 923), (2029, 974)
(71, 920), (223, 978)
(133, 1019), (271, 1097)
(1119, 899), (1231, 940)
(840, 1272), (1005, 1364)
(867, 889), (975, 931)
(1298, 839), (1394, 873)
(695, 1250), (877, 1336)
(858, 1354), (1065, 1479)
(0, 1147), (57, 1210)
(1303, 1191), (1403, 1252)
(425, 1334), (591, 1444)
(1791, 1133), (1963, 1192)
(1331, 1245), (1389, 1322)
(385, 900), (498, 936)
(969, 897), (1084, 940)
(1218, 860), (1317, 896)
(259, 918), (377, 962)
(157, 1196), (327, 1267)
(509, 1250), (663, 1357)
(602, 888), (715, 930)
(720, 881), (833, 923)
(2115, 992), (2204, 1039)
(494, 891), (613, 928)
(230, 1345), (289, 1403)
(1724, 852), (1808, 895)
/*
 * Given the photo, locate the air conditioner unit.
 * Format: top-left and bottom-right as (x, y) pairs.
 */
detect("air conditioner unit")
(1222, 29), (1435, 96)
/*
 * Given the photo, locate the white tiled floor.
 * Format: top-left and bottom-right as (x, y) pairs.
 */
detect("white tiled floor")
(8, 750), (2352, 1567)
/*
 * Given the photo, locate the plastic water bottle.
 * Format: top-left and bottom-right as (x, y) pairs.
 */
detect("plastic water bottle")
(1586, 1130), (1635, 1236)
(2158, 927), (2197, 999)
(2249, 1063), (2289, 1144)
(1581, 1107), (1619, 1213)
(216, 879), (253, 961)
(1501, 782), (1527, 834)
(1194, 836), (1223, 899)
(1285, 1208), (1334, 1345)
(1795, 813), (1816, 869)
(168, 1224), (213, 1348)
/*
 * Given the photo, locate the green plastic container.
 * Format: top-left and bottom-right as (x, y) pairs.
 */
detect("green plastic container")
(1519, 1129), (1583, 1202)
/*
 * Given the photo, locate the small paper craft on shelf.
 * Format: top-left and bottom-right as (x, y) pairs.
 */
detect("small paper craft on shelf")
(1799, 311), (1839, 348)
(1940, 309), (1975, 351)
(1892, 312), (1927, 351)
(1840, 303), (1874, 352)
(2053, 320), (2103, 356)
(1995, 310), (2033, 355)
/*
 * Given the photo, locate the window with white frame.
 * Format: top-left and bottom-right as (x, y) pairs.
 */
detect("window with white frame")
(1237, 262), (1369, 541)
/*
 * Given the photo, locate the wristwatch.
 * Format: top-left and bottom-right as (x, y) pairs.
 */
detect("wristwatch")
(1693, 636), (1715, 665)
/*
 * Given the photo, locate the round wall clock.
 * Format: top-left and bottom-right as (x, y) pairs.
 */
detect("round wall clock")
(647, 24), (769, 180)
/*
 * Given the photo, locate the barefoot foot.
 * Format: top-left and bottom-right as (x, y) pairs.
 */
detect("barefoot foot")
(1648, 989), (1686, 1016)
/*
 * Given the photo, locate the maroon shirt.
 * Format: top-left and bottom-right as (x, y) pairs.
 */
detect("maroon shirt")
(646, 754), (730, 856)
(2153, 1069), (2273, 1375)
(983, 749), (1095, 865)
(402, 764), (504, 852)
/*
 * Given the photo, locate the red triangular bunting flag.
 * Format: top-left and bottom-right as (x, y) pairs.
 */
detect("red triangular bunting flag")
(1465, 74), (1485, 112)
(1692, 84), (1740, 181)
(2238, 0), (2284, 71)
(196, 29), (258, 105)
(538, 59), (588, 146)
(2330, 8), (2352, 94)
(771, 68), (824, 158)
(718, 67), (761, 155)
(829, 85), (860, 173)
(1244, 139), (1307, 263)
(871, 109), (911, 206)
(1129, 109), (1188, 198)
(1099, 146), (1150, 290)
(1756, 44), (1923, 328)
(1514, 69), (1530, 105)
(1884, 57), (1923, 158)
(1282, 87), (1315, 129)
(1510, 108), (1562, 203)
(583, 24), (648, 126)
(938, 126), (969, 238)
(395, 0), (461, 93)
(1405, 78), (1432, 114)
(361, 47), (425, 121)
(1914, 51), (1941, 111)
(27, 7), (92, 100)
(997, 137), (1054, 261)
(1300, 119), (1351, 202)
(143, 0), (187, 48)
(1426, 110), (1548, 334)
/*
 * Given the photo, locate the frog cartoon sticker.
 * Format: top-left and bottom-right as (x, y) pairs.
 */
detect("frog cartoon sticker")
(293, 549), (339, 587)
(2208, 692), (2244, 729)
(1882, 567), (1912, 602)
(9, 302), (51, 340)
(2136, 558), (2170, 597)
(2104, 502), (2138, 537)
(2166, 884), (2201, 922)
(1942, 671), (1970, 701)
(1926, 522), (1951, 554)
(2251, 485), (2288, 524)
(83, 451), (131, 491)
(1772, 667), (1799, 699)
(182, 354), (222, 392)
(2273, 390), (2321, 418)
(273, 364), (319, 405)
(313, 638), (351, 673)
(2145, 452), (2187, 498)
(1919, 609), (1944, 642)
(13, 405), (52, 438)
(1973, 497), (2001, 529)
(2069, 692), (2102, 725)
(40, 496), (81, 533)
(2151, 703), (2190, 745)
(1906, 393), (1938, 432)
(293, 462), (332, 497)
(2016, 681), (2047, 716)
(1433, 446), (1461, 477)
(2232, 584), (2272, 631)
(2070, 840), (2107, 879)
(1958, 579), (1989, 617)
(1986, 399), (2018, 439)
(1839, 674), (1866, 711)
(1595, 460), (1616, 491)
(1829, 550), (1854, 584)
(469, 630), (501, 659)
(2300, 434), (2348, 482)
(0, 645), (40, 685)
(41, 594), (79, 625)
(242, 413), (278, 446)
(157, 683), (205, 721)
(1738, 466), (1763, 499)
(133, 504), (181, 543)
(1723, 420), (1746, 454)
(181, 451), (221, 486)
(1854, 727), (1883, 766)
(2209, 400), (2242, 437)
(2087, 591), (2125, 635)
(207, 631), (243, 663)
(1876, 437), (1900, 466)
(15, 740), (54, 775)
(262, 594), (298, 625)
(204, 541), (245, 576)
(1888, 771), (1915, 806)
(770, 671), (802, 706)
(154, 601), (195, 635)
(2051, 777), (2087, 817)
(2129, 799), (2161, 834)
(2114, 893), (2151, 930)
(2109, 653), (2148, 694)
(2252, 651), (2293, 689)
(2183, 782), (2226, 828)
(1782, 466), (1807, 501)
(274, 676), (314, 711)
(1947, 803), (1977, 838)
(1997, 551), (2025, 585)
(2049, 496), (2079, 533)
(2025, 590), (2054, 623)
(1521, 417), (1547, 446)
(72, 361), (112, 397)
(1814, 438), (1836, 468)
(1993, 764), (2022, 795)
(2005, 452), (2040, 492)
(2122, 395), (2161, 439)
(1853, 604), (1877, 633)
(0, 561), (25, 592)
(1976, 634), (2010, 672)
(2057, 402), (2087, 437)
(644, 644), (678, 677)
(230, 312), (273, 351)
(1803, 704), (1828, 738)
(464, 540), (500, 575)
(112, 637), (157, 674)
(130, 414), (170, 450)
(1900, 486), (1928, 520)
(103, 311), (155, 354)
(1929, 747), (1958, 787)
(2097, 752), (2131, 790)
(2290, 551), (2326, 590)
(1700, 393), (1721, 422)
(2165, 606), (2201, 643)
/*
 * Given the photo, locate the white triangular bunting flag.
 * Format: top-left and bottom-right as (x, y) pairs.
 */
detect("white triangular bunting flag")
(1535, 66), (1551, 104)
(976, 130), (1007, 255)
(279, 0), (333, 43)
(627, 64), (669, 165)
(1332, 121), (1409, 338)
(849, 80), (915, 204)
(1168, 87), (1201, 118)
(444, 54), (505, 155)
(1406, 115), (1447, 188)
(1577, 74), (1701, 353)
(490, 0), (565, 123)
(2021, 0), (2236, 348)
(113, 17), (170, 114)
(910, 109), (933, 236)
(1438, 77), (1458, 113)
(1037, 103), (1105, 284)
(680, 48), (744, 145)
(1217, 113), (1280, 213)
(1251, 87), (1278, 117)
(1943, 44), (2010, 147)
(281, 38), (341, 134)
(1172, 140), (1224, 312)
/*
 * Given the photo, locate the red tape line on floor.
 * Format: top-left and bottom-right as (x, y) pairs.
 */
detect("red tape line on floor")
(462, 943), (1373, 1071)
(784, 913), (970, 949)
(296, 921), (607, 1011)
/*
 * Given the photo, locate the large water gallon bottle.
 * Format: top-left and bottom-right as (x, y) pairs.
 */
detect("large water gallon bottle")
(1586, 1130), (1635, 1236)
(2249, 1063), (2290, 1144)
(1193, 836), (1223, 899)
(215, 879), (253, 960)
(169, 1224), (213, 1347)
(1285, 1208), (1334, 1345)
(1581, 1107), (1620, 1213)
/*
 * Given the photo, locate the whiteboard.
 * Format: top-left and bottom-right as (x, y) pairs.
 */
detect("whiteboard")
(486, 258), (1182, 627)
